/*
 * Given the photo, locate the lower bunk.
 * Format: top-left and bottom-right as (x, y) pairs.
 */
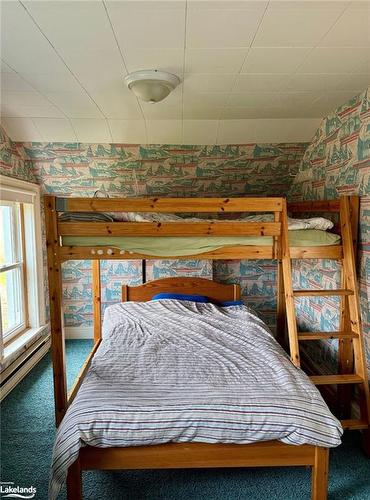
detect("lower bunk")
(67, 441), (329, 500)
(50, 278), (342, 500)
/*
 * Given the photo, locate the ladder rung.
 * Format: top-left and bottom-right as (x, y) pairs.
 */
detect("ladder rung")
(293, 289), (354, 297)
(340, 419), (369, 430)
(309, 374), (363, 385)
(298, 331), (358, 341)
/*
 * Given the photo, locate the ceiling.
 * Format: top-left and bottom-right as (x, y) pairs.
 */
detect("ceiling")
(1, 0), (369, 144)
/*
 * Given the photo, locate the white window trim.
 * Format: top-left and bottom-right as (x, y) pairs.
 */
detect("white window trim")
(0, 175), (47, 358)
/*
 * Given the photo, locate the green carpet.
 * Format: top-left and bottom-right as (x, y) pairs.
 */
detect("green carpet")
(1, 340), (369, 500)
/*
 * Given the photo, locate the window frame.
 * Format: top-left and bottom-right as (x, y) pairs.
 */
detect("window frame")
(0, 175), (46, 347)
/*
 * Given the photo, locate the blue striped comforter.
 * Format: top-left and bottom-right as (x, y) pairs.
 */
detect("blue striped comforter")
(50, 300), (342, 499)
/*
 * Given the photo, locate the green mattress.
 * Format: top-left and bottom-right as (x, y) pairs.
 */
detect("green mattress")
(62, 230), (341, 257)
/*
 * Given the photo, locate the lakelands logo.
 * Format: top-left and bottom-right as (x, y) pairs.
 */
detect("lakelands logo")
(0, 482), (36, 499)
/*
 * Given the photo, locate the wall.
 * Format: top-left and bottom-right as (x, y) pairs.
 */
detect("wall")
(0, 126), (35, 182)
(14, 141), (307, 332)
(3, 98), (368, 375)
(290, 87), (370, 375)
(0, 127), (48, 371)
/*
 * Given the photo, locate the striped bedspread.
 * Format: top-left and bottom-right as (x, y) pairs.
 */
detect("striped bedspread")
(50, 300), (342, 499)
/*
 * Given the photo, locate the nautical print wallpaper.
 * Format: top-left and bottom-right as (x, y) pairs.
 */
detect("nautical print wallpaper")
(290, 86), (370, 375)
(0, 126), (35, 182)
(1, 83), (369, 377)
(30, 141), (305, 332)
(145, 260), (213, 282)
(24, 142), (304, 199)
(0, 132), (306, 332)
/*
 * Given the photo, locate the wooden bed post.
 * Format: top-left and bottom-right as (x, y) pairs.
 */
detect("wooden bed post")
(45, 195), (67, 426)
(276, 259), (286, 347)
(92, 260), (101, 343)
(67, 459), (82, 500)
(311, 447), (329, 500)
(275, 209), (286, 347)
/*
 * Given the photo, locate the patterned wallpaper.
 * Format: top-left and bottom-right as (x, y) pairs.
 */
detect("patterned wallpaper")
(0, 126), (35, 182)
(2, 98), (368, 377)
(290, 86), (370, 375)
(0, 135), (307, 332)
(24, 142), (304, 198)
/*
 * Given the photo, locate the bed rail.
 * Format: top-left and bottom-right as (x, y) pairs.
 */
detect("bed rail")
(59, 245), (276, 261)
(58, 221), (281, 237)
(55, 196), (284, 213)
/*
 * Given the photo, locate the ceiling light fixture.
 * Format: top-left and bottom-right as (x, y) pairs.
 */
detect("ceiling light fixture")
(124, 70), (180, 103)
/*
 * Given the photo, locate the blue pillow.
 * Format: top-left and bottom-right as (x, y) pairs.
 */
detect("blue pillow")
(220, 300), (243, 307)
(151, 293), (210, 303)
(151, 294), (243, 307)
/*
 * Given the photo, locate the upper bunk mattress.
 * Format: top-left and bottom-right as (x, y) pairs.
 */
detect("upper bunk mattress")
(62, 229), (341, 257)
(50, 300), (342, 500)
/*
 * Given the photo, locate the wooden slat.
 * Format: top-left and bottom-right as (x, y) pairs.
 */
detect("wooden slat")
(293, 289), (353, 297)
(79, 441), (316, 470)
(298, 331), (358, 340)
(280, 199), (300, 367)
(340, 419), (369, 430)
(59, 245), (275, 262)
(57, 196), (284, 213)
(276, 258), (287, 347)
(290, 246), (342, 259)
(92, 260), (101, 343)
(273, 211), (280, 259)
(309, 374), (363, 385)
(59, 246), (343, 262)
(58, 221), (282, 237)
(338, 237), (354, 419)
(288, 199), (340, 213)
(67, 341), (101, 405)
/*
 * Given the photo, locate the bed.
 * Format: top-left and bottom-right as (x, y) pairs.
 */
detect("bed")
(45, 196), (369, 500)
(58, 201), (342, 260)
(50, 277), (342, 500)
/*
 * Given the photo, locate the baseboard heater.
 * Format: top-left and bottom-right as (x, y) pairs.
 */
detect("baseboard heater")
(0, 335), (51, 401)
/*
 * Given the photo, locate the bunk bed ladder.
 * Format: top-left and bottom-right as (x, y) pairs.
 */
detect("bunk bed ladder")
(281, 197), (370, 432)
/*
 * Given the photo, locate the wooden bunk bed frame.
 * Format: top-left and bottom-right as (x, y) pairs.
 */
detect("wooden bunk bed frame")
(44, 195), (370, 500)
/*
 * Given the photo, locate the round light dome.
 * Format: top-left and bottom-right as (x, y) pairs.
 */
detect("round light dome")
(124, 70), (180, 103)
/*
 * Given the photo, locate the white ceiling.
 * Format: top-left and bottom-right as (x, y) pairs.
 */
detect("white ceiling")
(1, 0), (369, 144)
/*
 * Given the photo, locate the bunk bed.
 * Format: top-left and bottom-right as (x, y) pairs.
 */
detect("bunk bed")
(44, 195), (370, 500)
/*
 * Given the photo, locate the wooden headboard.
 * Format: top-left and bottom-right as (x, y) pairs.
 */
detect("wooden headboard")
(122, 277), (240, 303)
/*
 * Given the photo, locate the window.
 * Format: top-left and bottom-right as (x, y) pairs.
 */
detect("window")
(0, 176), (45, 346)
(0, 201), (26, 339)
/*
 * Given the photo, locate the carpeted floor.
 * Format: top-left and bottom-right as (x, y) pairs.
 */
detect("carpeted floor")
(1, 339), (369, 500)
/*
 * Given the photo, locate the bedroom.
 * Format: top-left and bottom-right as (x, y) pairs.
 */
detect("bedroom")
(0, 1), (369, 499)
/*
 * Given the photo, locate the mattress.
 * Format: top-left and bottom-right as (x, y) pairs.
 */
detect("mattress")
(62, 229), (341, 257)
(50, 300), (342, 499)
